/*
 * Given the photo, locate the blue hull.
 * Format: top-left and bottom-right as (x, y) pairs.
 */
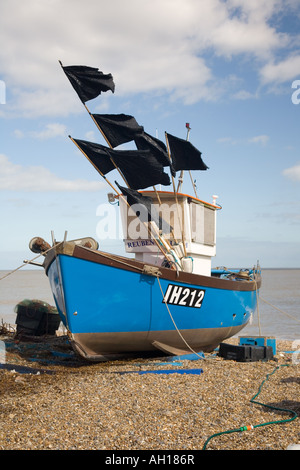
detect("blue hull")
(45, 244), (261, 360)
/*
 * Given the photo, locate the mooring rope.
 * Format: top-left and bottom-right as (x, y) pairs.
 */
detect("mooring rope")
(251, 277), (262, 336)
(156, 275), (205, 360)
(259, 296), (300, 324)
(0, 243), (63, 282)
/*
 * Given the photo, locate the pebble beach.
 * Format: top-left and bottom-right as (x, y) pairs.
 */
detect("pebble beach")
(0, 332), (299, 452)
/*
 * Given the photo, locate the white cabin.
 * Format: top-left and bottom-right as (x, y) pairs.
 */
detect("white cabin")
(119, 190), (220, 277)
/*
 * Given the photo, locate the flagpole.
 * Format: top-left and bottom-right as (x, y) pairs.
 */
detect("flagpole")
(175, 125), (198, 198)
(177, 123), (189, 193)
(153, 186), (162, 204)
(59, 61), (130, 189)
(69, 136), (121, 195)
(176, 124), (190, 193)
(189, 171), (198, 198)
(185, 124), (198, 198)
(90, 114), (131, 188)
(83, 103), (132, 189)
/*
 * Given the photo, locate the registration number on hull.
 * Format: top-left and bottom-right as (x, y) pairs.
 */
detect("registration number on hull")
(163, 284), (205, 308)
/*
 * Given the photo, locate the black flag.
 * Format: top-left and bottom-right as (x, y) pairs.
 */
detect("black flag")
(61, 64), (115, 103)
(134, 132), (175, 176)
(116, 183), (172, 235)
(72, 138), (171, 190)
(92, 114), (144, 147)
(166, 133), (208, 172)
(108, 148), (171, 190)
(72, 138), (115, 175)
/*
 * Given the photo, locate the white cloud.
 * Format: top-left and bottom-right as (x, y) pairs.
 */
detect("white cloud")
(283, 163), (300, 182)
(10, 87), (82, 118)
(0, 154), (104, 191)
(13, 129), (25, 139)
(14, 123), (67, 140)
(0, 0), (295, 116)
(209, 14), (287, 59)
(84, 130), (96, 141)
(260, 54), (300, 84)
(217, 134), (270, 146)
(248, 135), (269, 145)
(30, 123), (67, 140)
(217, 136), (238, 145)
(233, 90), (258, 100)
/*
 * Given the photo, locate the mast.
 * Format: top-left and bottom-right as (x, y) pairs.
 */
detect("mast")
(165, 132), (187, 257)
(177, 123), (198, 198)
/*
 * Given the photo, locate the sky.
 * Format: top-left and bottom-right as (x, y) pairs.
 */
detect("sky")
(0, 0), (300, 270)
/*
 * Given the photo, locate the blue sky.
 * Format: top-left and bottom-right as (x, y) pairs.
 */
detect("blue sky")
(0, 0), (300, 269)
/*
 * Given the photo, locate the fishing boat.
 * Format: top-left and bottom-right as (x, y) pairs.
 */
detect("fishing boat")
(29, 62), (261, 361)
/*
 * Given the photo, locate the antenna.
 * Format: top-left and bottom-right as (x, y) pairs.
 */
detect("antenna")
(186, 122), (191, 141)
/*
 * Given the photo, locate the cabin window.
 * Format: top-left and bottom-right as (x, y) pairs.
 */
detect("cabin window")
(190, 203), (215, 246)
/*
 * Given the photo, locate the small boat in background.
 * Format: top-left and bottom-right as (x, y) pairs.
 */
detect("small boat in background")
(29, 62), (261, 360)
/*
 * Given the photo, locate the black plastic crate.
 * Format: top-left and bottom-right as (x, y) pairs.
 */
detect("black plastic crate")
(219, 342), (274, 362)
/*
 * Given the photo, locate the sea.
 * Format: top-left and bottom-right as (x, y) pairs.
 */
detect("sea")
(0, 268), (299, 341)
